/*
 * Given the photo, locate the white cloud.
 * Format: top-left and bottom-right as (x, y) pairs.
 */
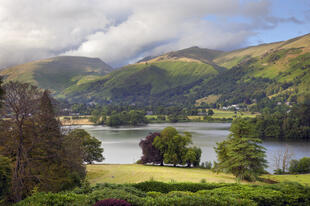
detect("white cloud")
(0, 0), (304, 69)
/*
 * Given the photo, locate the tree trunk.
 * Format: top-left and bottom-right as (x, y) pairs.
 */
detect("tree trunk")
(12, 124), (25, 202)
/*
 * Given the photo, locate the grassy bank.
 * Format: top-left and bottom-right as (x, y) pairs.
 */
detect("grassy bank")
(87, 164), (250, 185)
(59, 115), (94, 125)
(263, 174), (310, 186)
(146, 110), (258, 123)
(87, 164), (310, 186)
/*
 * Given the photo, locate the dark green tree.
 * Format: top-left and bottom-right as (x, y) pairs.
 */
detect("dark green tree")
(105, 110), (148, 127)
(214, 118), (267, 181)
(33, 90), (86, 192)
(32, 90), (65, 192)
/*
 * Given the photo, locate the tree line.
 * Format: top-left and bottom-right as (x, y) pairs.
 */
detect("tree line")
(241, 97), (310, 140)
(0, 80), (104, 204)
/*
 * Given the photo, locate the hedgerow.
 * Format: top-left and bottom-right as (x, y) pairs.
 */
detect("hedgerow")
(15, 181), (310, 206)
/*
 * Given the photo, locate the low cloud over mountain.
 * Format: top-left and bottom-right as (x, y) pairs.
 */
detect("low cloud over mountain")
(0, 0), (307, 69)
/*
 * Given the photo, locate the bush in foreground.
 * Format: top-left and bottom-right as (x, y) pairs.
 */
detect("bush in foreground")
(93, 199), (131, 206)
(15, 181), (310, 206)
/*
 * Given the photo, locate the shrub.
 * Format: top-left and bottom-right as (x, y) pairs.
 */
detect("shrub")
(14, 192), (89, 206)
(132, 181), (230, 193)
(94, 183), (146, 197)
(88, 188), (144, 205)
(93, 199), (131, 206)
(14, 181), (310, 206)
(146, 191), (162, 198)
(265, 182), (310, 206)
(197, 185), (284, 206)
(289, 157), (310, 174)
(143, 190), (256, 206)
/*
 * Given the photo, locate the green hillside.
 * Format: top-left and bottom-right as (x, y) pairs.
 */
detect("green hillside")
(62, 58), (221, 104)
(138, 46), (224, 64)
(0, 56), (112, 94)
(214, 33), (310, 69)
(194, 33), (310, 105)
(63, 34), (310, 106)
(1, 34), (309, 107)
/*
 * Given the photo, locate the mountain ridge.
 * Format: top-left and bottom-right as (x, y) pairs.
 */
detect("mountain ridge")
(0, 56), (113, 94)
(1, 33), (310, 106)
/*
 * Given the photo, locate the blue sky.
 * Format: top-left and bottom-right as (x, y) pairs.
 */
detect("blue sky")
(204, 0), (310, 47)
(249, 0), (310, 45)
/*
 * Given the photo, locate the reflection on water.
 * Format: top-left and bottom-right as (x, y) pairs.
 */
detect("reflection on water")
(76, 122), (310, 173)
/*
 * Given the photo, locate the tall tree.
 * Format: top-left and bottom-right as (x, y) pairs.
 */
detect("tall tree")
(214, 118), (267, 181)
(31, 90), (77, 192)
(1, 82), (41, 201)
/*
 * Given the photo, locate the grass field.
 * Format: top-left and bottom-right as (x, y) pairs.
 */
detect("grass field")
(59, 115), (94, 125)
(263, 174), (310, 186)
(212, 109), (258, 119)
(87, 164), (252, 185)
(87, 164), (310, 186)
(146, 110), (258, 122)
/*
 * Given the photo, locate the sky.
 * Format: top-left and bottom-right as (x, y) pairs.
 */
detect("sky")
(0, 0), (309, 69)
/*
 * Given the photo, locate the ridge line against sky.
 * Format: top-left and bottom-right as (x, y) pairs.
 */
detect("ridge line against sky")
(0, 0), (309, 69)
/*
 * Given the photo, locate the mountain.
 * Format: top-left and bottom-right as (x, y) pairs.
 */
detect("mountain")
(1, 34), (309, 107)
(61, 47), (225, 104)
(214, 33), (310, 69)
(0, 56), (112, 94)
(62, 34), (310, 106)
(195, 33), (310, 105)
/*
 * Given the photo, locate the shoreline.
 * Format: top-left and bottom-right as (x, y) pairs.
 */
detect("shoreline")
(60, 118), (233, 126)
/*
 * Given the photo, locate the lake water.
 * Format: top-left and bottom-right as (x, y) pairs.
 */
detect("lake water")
(78, 122), (310, 173)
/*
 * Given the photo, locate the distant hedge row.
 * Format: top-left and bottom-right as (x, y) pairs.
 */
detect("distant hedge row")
(15, 181), (310, 206)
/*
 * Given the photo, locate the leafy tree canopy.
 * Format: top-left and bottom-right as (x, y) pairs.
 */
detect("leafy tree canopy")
(68, 129), (104, 164)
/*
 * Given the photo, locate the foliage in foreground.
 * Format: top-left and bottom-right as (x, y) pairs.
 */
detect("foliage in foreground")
(15, 181), (310, 206)
(93, 198), (131, 206)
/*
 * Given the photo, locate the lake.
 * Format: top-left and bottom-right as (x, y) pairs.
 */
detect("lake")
(78, 122), (310, 173)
